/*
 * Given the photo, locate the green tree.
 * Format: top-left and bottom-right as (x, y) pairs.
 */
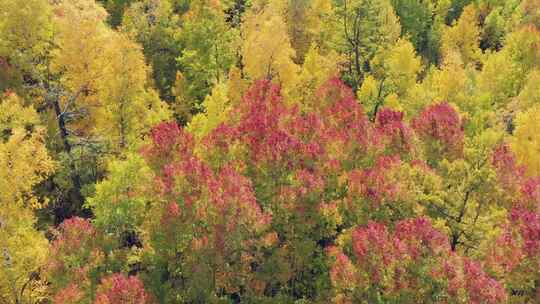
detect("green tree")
(86, 153), (154, 237)
(121, 0), (181, 103)
(390, 0), (449, 64)
(99, 0), (134, 27)
(333, 0), (401, 90)
(176, 0), (238, 114)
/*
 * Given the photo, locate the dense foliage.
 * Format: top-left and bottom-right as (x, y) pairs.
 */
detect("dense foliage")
(1, 0), (540, 303)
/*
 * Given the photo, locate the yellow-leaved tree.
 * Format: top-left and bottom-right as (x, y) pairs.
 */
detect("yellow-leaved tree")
(94, 32), (171, 152)
(359, 38), (422, 116)
(515, 69), (540, 111)
(188, 82), (232, 141)
(241, 0), (300, 91)
(511, 105), (540, 177)
(0, 93), (55, 303)
(49, 0), (112, 139)
(0, 0), (52, 92)
(441, 4), (482, 67)
(51, 0), (170, 153)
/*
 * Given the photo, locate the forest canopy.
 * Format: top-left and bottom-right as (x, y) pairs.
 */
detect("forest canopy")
(1, 0), (540, 303)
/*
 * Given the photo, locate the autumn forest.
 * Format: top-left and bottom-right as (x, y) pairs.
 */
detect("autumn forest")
(1, 0), (540, 303)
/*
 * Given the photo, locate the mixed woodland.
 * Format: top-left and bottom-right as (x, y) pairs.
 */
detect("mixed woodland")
(2, 0), (540, 303)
